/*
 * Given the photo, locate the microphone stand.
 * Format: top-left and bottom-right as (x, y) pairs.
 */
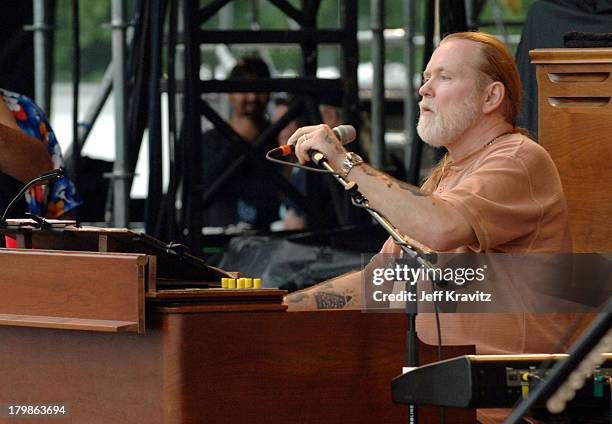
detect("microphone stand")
(1, 169), (65, 224)
(311, 152), (439, 424)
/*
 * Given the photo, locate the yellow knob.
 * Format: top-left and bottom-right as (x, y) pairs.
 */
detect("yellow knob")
(237, 278), (245, 289)
(228, 278), (236, 289)
(253, 278), (262, 289)
(245, 278), (253, 288)
(221, 278), (228, 289)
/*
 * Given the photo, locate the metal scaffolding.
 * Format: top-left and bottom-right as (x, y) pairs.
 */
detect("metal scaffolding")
(179, 0), (362, 253)
(111, 0), (129, 228)
(28, 0), (519, 251)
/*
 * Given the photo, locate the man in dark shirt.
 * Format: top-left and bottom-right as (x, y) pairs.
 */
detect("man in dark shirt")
(201, 57), (280, 229)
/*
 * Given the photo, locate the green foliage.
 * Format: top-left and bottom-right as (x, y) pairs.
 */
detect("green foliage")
(54, 0), (112, 81)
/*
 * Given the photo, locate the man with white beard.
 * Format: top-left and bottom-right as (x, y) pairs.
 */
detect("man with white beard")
(284, 31), (574, 422)
(284, 31), (572, 338)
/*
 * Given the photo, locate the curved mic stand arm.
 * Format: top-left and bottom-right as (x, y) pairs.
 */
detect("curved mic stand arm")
(311, 151), (439, 424)
(1, 168), (64, 222)
(311, 151), (437, 269)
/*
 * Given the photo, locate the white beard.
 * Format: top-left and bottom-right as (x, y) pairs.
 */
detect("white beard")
(417, 92), (481, 148)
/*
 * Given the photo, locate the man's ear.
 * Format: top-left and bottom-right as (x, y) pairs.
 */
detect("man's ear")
(482, 81), (506, 115)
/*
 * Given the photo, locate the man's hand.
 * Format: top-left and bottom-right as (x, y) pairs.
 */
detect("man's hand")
(287, 124), (348, 171)
(287, 124), (476, 251)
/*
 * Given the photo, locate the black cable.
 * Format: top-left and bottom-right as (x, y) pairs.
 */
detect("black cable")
(265, 152), (332, 173)
(431, 278), (444, 424)
(432, 281), (443, 361)
(164, 0), (178, 242)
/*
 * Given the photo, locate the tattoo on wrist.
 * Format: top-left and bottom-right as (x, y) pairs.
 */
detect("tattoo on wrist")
(314, 291), (354, 309)
(325, 135), (345, 154)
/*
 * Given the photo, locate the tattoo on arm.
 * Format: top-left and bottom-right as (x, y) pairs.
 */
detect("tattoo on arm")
(314, 291), (354, 309)
(286, 293), (308, 304)
(397, 181), (428, 197)
(362, 165), (393, 187)
(325, 135), (346, 155)
(362, 165), (428, 196)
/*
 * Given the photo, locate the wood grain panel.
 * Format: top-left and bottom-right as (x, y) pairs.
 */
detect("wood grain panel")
(0, 226), (229, 285)
(532, 49), (612, 252)
(0, 307), (474, 424)
(0, 249), (147, 332)
(163, 309), (474, 424)
(0, 316), (163, 423)
(0, 314), (138, 332)
(530, 48), (612, 64)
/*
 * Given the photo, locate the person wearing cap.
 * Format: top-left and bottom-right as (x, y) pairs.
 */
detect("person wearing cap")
(201, 56), (281, 230)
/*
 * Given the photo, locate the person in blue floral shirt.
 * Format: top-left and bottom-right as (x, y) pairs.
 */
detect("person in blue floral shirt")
(0, 88), (81, 218)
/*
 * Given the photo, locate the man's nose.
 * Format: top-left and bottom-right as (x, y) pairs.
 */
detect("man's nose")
(418, 78), (432, 97)
(246, 92), (257, 101)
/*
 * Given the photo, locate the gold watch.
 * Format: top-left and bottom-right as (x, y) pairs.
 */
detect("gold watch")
(337, 152), (364, 178)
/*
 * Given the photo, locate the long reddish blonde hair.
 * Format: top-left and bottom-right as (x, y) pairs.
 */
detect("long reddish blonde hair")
(442, 32), (522, 126)
(421, 32), (526, 193)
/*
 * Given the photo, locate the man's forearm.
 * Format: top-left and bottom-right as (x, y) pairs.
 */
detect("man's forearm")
(288, 124), (476, 251)
(285, 270), (362, 310)
(345, 163), (475, 251)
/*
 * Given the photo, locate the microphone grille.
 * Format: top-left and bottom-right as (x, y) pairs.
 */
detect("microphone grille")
(333, 125), (357, 144)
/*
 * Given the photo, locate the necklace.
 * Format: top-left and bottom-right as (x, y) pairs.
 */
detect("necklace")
(448, 130), (515, 166)
(485, 130), (514, 147)
(435, 130), (515, 191)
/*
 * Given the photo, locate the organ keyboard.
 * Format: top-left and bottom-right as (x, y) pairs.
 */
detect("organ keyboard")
(392, 354), (612, 409)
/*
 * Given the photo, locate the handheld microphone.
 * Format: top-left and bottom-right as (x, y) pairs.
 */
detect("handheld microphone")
(268, 125), (357, 158)
(1, 168), (64, 222)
